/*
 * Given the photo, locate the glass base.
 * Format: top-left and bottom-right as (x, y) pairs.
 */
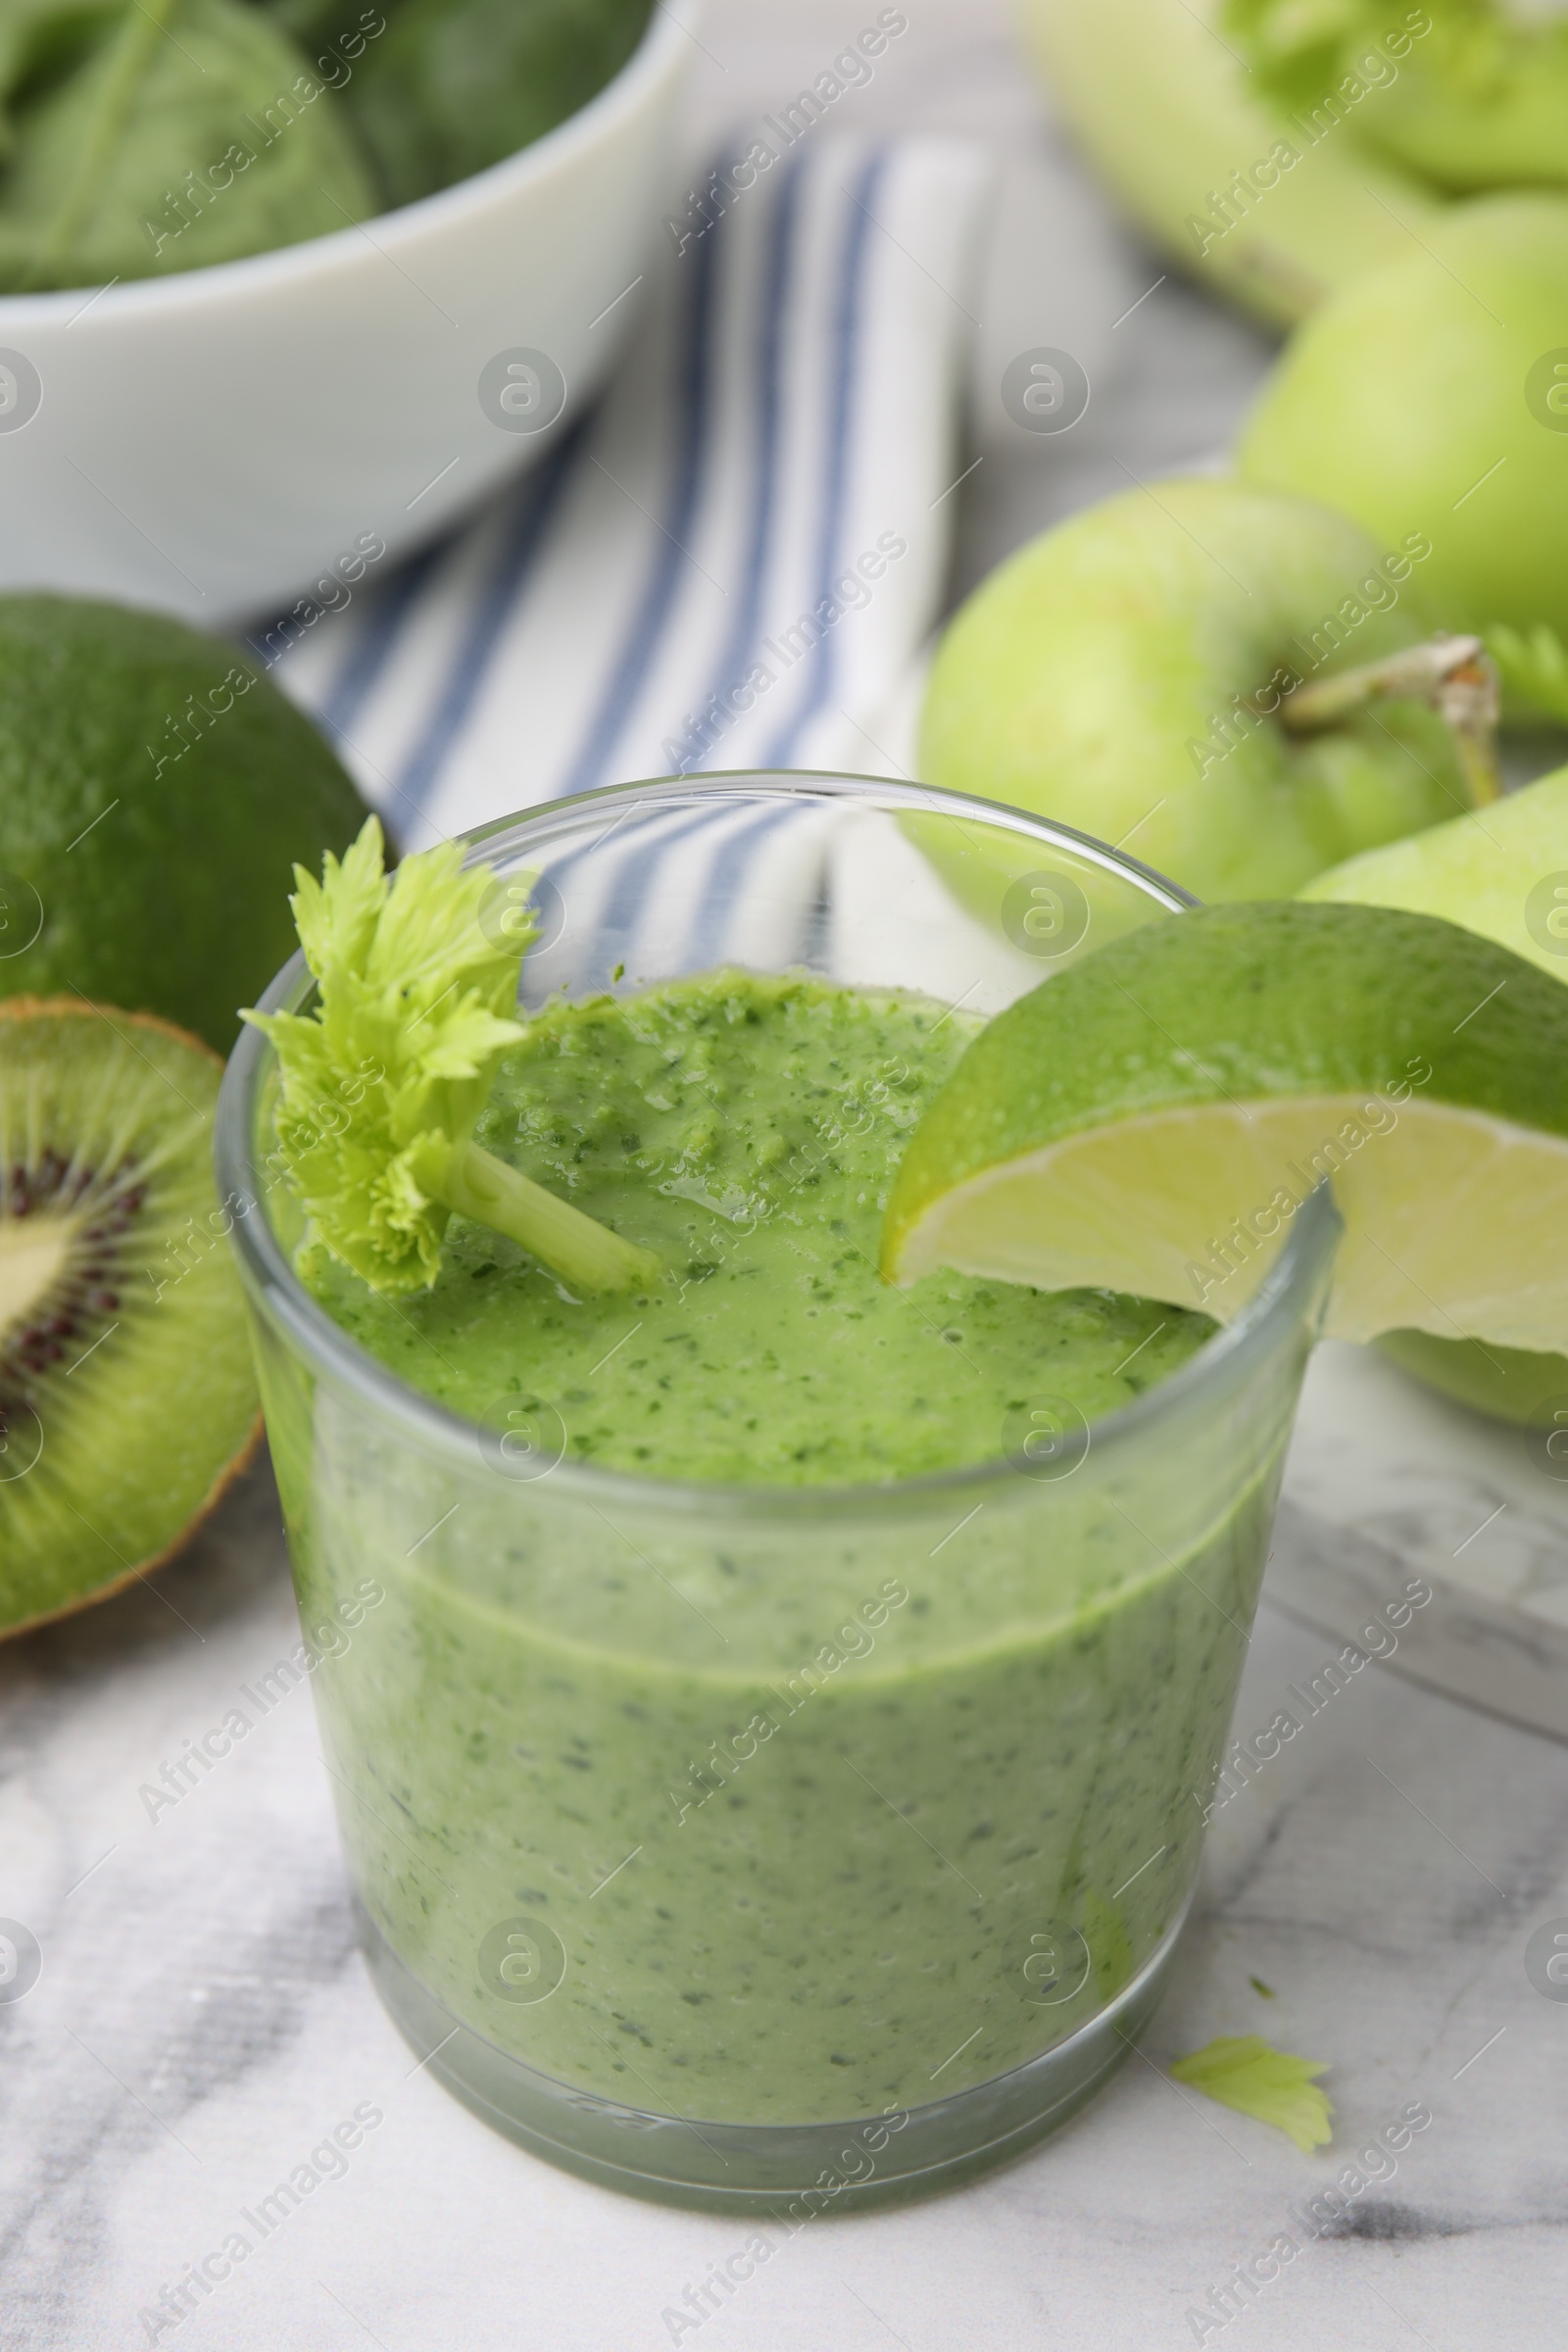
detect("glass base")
(357, 1893), (1193, 2214)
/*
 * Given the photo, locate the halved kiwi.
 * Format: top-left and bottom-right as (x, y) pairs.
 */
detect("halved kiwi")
(1, 1000), (261, 1639)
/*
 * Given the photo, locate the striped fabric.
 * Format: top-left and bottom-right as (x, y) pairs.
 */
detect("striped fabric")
(265, 135), (991, 853)
(508, 781), (1044, 1020)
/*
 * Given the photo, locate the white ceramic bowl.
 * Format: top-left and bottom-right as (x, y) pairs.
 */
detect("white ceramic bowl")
(0, 5), (691, 626)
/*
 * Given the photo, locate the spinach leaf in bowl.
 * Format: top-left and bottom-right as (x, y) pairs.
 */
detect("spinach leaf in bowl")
(333, 0), (656, 210)
(0, 0), (377, 290)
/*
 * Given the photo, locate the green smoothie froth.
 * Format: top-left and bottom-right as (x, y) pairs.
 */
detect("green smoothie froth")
(308, 971), (1213, 1482)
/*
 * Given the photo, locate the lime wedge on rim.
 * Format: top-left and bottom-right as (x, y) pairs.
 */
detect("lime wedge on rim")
(1300, 766), (1568, 1416)
(882, 904), (1568, 1352)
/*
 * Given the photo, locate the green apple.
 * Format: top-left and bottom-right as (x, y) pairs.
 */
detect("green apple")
(1304, 761), (1568, 1422)
(1300, 761), (1568, 975)
(1238, 195), (1568, 642)
(917, 477), (1469, 903)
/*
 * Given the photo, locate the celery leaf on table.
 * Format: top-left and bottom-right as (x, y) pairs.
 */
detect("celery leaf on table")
(1170, 2035), (1333, 2152)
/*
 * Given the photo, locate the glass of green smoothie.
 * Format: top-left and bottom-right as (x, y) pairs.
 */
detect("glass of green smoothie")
(217, 772), (1338, 2213)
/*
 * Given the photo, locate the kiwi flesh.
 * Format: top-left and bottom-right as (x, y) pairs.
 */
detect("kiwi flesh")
(1, 1000), (261, 1639)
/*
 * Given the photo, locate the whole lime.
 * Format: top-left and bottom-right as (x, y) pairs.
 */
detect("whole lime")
(0, 595), (367, 1052)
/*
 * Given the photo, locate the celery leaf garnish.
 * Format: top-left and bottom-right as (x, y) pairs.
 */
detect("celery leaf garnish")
(244, 816), (658, 1297)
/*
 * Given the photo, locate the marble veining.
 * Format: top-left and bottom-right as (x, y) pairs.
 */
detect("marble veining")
(4, 3), (1567, 2345)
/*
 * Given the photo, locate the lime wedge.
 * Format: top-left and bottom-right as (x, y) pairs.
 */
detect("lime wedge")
(1300, 766), (1568, 1416)
(883, 905), (1568, 1352)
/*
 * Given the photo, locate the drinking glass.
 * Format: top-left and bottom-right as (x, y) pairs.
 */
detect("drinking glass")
(216, 773), (1337, 2212)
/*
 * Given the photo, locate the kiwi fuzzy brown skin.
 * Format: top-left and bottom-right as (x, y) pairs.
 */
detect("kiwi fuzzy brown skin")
(0, 997), (263, 1640)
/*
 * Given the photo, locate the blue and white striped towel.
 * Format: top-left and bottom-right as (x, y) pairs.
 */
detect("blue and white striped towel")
(266, 135), (992, 852)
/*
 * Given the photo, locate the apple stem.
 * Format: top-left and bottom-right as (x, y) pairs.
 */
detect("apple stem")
(1278, 634), (1502, 808)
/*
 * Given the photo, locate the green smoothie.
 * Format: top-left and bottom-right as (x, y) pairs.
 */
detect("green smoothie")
(308, 972), (1209, 1479)
(270, 971), (1280, 2132)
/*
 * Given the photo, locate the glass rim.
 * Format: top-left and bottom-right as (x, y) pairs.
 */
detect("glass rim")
(216, 768), (1341, 1524)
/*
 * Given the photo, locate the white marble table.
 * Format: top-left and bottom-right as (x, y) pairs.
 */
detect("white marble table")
(7, 1451), (1567, 2352)
(5, 5), (1567, 2347)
